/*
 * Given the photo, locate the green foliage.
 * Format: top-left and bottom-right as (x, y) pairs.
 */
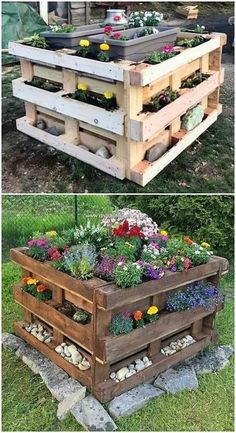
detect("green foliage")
(21, 284), (52, 301)
(50, 23), (76, 33)
(63, 244), (97, 279)
(74, 221), (109, 250)
(108, 237), (141, 261)
(177, 35), (206, 48)
(146, 50), (177, 64)
(114, 262), (143, 288)
(181, 71), (208, 88)
(109, 313), (133, 335)
(23, 33), (48, 48)
(111, 196), (233, 262)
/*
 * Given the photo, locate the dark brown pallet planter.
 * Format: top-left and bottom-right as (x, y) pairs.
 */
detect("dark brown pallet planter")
(11, 246), (228, 402)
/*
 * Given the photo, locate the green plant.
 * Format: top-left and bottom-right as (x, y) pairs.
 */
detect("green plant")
(23, 34), (48, 48)
(146, 49), (177, 64)
(114, 262), (143, 288)
(144, 89), (178, 112)
(144, 305), (159, 323)
(74, 220), (109, 250)
(73, 308), (91, 324)
(50, 23), (76, 33)
(63, 244), (97, 279)
(21, 277), (52, 301)
(109, 311), (133, 335)
(177, 35), (206, 48)
(108, 236), (141, 261)
(181, 71), (208, 88)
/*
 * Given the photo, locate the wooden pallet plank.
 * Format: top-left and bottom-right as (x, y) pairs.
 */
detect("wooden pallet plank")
(97, 304), (221, 362)
(16, 117), (126, 180)
(129, 36), (221, 86)
(8, 42), (125, 82)
(33, 64), (63, 82)
(13, 78), (125, 135)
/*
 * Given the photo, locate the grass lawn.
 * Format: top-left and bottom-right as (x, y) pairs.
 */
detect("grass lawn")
(2, 262), (234, 431)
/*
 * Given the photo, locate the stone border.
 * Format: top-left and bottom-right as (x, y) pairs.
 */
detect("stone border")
(2, 332), (233, 428)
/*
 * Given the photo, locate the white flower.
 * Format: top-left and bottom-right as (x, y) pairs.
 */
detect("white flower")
(123, 266), (128, 271)
(136, 264), (141, 269)
(117, 262), (123, 266)
(195, 250), (200, 255)
(201, 25), (205, 29)
(199, 246), (204, 250)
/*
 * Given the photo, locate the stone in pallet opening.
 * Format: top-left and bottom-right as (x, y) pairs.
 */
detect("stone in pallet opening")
(55, 342), (91, 371)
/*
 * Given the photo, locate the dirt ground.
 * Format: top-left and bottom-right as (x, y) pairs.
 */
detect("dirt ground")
(2, 11), (234, 193)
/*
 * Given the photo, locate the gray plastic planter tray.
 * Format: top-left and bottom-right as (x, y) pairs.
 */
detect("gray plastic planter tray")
(89, 26), (180, 61)
(40, 24), (124, 49)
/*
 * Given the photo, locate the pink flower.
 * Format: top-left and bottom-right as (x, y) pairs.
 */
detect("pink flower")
(162, 44), (174, 53)
(184, 257), (191, 271)
(28, 239), (35, 247)
(161, 235), (168, 242)
(113, 15), (121, 22)
(37, 239), (45, 247)
(104, 25), (113, 34)
(113, 32), (122, 40)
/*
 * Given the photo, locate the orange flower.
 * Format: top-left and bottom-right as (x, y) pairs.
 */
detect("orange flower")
(134, 310), (143, 321)
(183, 236), (193, 245)
(37, 284), (46, 293)
(22, 276), (31, 284)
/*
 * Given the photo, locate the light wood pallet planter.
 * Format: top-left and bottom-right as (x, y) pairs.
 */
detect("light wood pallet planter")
(11, 247), (228, 402)
(9, 31), (226, 185)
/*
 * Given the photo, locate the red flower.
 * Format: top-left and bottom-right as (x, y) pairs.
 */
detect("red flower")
(37, 284), (46, 293)
(104, 25), (113, 34)
(48, 245), (62, 261)
(113, 220), (144, 238)
(113, 15), (121, 21)
(113, 32), (122, 40)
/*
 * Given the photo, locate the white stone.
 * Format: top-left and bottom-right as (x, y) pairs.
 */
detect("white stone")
(125, 370), (136, 378)
(128, 364), (135, 370)
(78, 359), (90, 370)
(67, 345), (78, 355)
(72, 352), (82, 365)
(61, 342), (66, 347)
(135, 363), (145, 372)
(61, 352), (65, 358)
(64, 347), (71, 357)
(55, 345), (64, 354)
(145, 360), (152, 367)
(95, 146), (110, 159)
(135, 358), (142, 364)
(110, 372), (116, 379)
(142, 356), (149, 364)
(44, 338), (52, 344)
(116, 367), (129, 381)
(65, 356), (71, 362)
(36, 334), (45, 342)
(38, 325), (44, 332)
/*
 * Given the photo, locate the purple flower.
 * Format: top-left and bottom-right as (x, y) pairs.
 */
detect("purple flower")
(145, 265), (165, 280)
(170, 265), (177, 272)
(122, 310), (132, 319)
(28, 239), (35, 247)
(161, 235), (168, 242)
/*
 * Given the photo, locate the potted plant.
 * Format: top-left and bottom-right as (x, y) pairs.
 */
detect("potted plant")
(40, 22), (124, 49)
(89, 26), (180, 61)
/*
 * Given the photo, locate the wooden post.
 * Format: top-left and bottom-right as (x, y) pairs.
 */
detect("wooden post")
(39, 1), (48, 24)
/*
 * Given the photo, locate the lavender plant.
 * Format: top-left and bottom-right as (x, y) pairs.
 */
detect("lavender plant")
(166, 282), (224, 312)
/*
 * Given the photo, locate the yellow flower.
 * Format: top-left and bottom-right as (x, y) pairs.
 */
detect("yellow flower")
(100, 43), (110, 51)
(147, 306), (158, 315)
(46, 230), (57, 237)
(201, 242), (210, 248)
(160, 230), (168, 236)
(77, 82), (88, 91)
(125, 242), (134, 248)
(104, 91), (113, 99)
(27, 278), (38, 285)
(80, 39), (90, 47)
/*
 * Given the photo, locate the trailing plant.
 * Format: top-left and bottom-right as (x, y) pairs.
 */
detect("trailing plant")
(21, 277), (52, 301)
(63, 244), (97, 279)
(166, 282), (224, 312)
(181, 71), (208, 88)
(114, 262), (143, 288)
(109, 311), (133, 335)
(23, 33), (48, 48)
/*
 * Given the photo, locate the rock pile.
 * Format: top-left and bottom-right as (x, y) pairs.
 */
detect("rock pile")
(55, 342), (90, 371)
(161, 335), (196, 356)
(24, 322), (53, 343)
(110, 356), (152, 382)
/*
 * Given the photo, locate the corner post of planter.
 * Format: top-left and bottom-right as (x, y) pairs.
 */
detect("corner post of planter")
(208, 33), (226, 111)
(20, 59), (37, 123)
(62, 68), (80, 144)
(116, 69), (146, 178)
(91, 288), (112, 394)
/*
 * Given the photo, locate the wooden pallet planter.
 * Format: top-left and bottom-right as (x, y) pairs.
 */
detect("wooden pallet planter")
(9, 31), (226, 185)
(11, 247), (228, 402)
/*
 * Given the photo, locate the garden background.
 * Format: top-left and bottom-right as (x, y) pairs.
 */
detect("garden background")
(2, 195), (234, 431)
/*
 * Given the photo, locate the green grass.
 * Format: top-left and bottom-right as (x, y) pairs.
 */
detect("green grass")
(2, 262), (234, 431)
